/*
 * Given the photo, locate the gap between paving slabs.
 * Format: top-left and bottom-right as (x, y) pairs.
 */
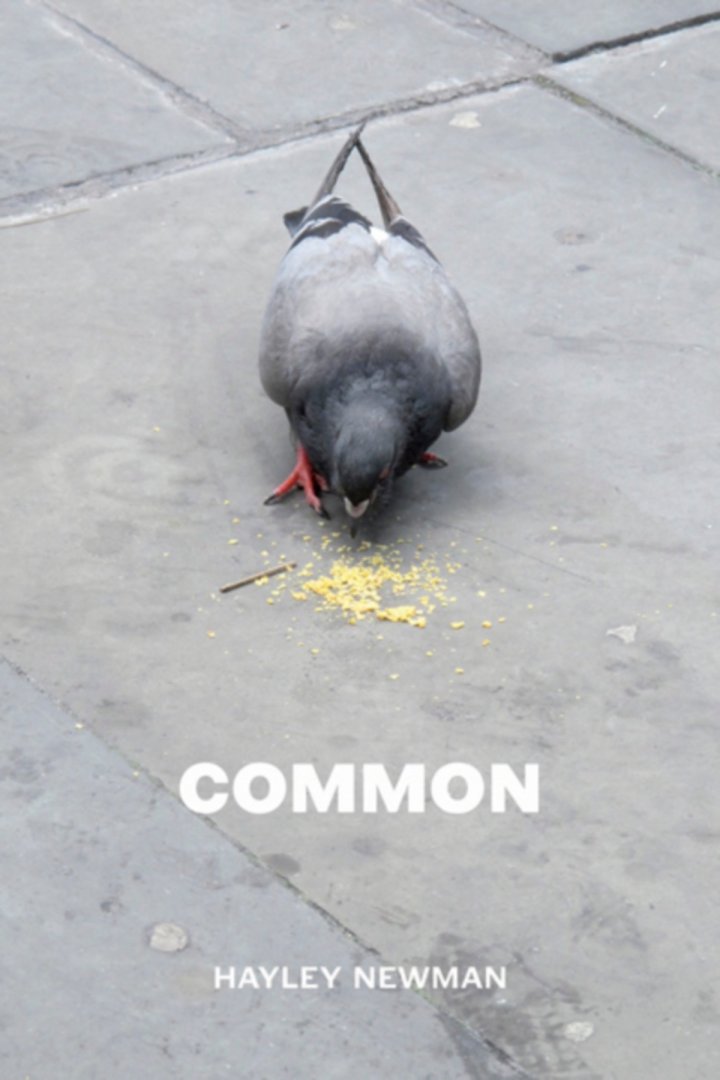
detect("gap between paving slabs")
(534, 73), (720, 181)
(1, 636), (533, 1077)
(0, 657), (531, 1080)
(5, 0), (548, 220)
(7, 4), (719, 222)
(548, 7), (720, 61)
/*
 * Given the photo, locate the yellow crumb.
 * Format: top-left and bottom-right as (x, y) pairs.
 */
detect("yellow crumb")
(228, 538), (239, 545)
(207, 631), (216, 638)
(450, 621), (465, 630)
(377, 605), (426, 629)
(482, 620), (492, 628)
(455, 667), (464, 675)
(482, 638), (491, 647)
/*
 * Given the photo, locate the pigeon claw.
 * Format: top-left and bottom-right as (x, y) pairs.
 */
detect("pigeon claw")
(264, 445), (329, 516)
(417, 451), (448, 469)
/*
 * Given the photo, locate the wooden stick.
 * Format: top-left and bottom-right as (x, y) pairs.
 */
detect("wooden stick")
(219, 562), (296, 594)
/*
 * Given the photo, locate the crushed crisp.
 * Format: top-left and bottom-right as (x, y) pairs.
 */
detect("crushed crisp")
(297, 548), (455, 628)
(243, 533), (498, 631)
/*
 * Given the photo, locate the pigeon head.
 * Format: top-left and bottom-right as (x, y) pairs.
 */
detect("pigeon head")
(330, 395), (402, 521)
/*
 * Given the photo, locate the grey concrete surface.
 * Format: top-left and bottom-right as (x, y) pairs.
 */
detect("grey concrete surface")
(2, 2), (720, 1078)
(0, 3), (228, 201)
(450, 0), (720, 55)
(554, 24), (720, 171)
(48, 0), (543, 137)
(1, 659), (506, 1080)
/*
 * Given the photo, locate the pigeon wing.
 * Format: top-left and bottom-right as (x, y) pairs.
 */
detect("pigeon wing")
(380, 217), (481, 431)
(259, 198), (380, 407)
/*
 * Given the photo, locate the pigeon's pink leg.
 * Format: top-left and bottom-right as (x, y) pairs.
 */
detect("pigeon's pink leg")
(264, 446), (328, 515)
(417, 451), (448, 469)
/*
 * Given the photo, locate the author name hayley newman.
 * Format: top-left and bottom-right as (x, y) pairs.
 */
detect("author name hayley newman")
(214, 965), (507, 992)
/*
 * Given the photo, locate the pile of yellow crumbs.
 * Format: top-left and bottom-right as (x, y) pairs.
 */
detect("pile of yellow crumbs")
(257, 536), (460, 628)
(293, 551), (457, 628)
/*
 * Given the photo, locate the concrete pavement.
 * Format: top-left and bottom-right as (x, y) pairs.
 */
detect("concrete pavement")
(2, 3), (719, 1078)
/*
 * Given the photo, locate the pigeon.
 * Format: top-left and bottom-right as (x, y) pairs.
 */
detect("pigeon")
(259, 121), (481, 528)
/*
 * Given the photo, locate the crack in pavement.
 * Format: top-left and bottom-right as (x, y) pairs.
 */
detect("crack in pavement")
(38, 0), (246, 142)
(0, 141), (243, 223)
(535, 73), (720, 182)
(412, 0), (549, 61)
(551, 7), (720, 62)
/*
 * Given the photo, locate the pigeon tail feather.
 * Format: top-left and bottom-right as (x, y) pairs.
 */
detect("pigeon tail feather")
(283, 121), (367, 237)
(355, 137), (402, 228)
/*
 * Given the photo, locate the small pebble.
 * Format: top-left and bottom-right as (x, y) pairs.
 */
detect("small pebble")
(563, 1021), (594, 1043)
(148, 923), (189, 953)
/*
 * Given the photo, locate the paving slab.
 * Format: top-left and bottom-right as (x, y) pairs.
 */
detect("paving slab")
(0, 2), (229, 204)
(1, 659), (510, 1080)
(446, 0), (720, 56)
(48, 0), (543, 136)
(2, 84), (719, 1078)
(553, 23), (720, 172)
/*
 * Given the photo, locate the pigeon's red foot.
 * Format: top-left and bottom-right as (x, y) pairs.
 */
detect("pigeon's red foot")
(264, 445), (329, 516)
(417, 451), (448, 469)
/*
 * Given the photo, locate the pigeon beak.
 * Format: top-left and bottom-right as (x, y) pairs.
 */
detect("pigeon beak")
(344, 497), (370, 519)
